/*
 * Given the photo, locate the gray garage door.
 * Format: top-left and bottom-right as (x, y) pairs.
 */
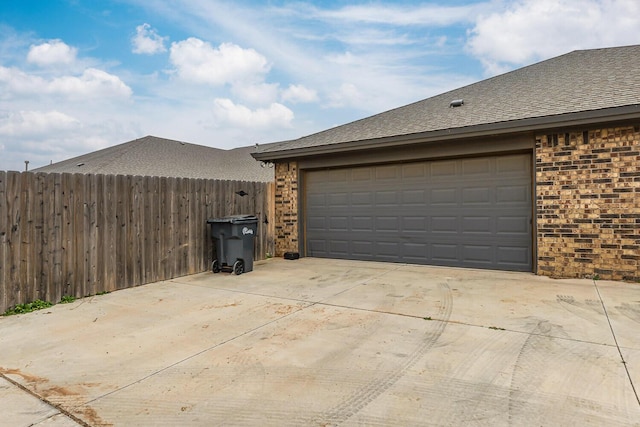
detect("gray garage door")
(304, 154), (532, 271)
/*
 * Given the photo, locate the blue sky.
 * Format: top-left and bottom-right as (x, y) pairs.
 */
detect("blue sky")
(1, 0), (639, 171)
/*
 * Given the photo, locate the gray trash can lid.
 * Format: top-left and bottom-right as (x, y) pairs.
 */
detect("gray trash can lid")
(207, 215), (258, 224)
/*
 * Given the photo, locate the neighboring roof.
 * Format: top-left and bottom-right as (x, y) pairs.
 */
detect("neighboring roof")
(254, 44), (640, 160)
(34, 135), (273, 182)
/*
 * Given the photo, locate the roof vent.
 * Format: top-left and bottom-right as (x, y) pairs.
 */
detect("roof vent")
(77, 162), (85, 167)
(449, 99), (464, 108)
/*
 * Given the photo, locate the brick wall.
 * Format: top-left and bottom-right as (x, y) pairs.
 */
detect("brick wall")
(536, 125), (640, 281)
(274, 162), (299, 256)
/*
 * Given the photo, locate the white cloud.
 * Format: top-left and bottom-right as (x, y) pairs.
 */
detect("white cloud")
(212, 98), (293, 128)
(281, 84), (318, 104)
(467, 0), (640, 74)
(285, 3), (484, 26)
(231, 82), (279, 105)
(170, 38), (270, 85)
(132, 23), (167, 55)
(0, 66), (44, 96)
(0, 66), (132, 99)
(0, 108), (141, 170)
(326, 51), (358, 66)
(27, 39), (77, 66)
(146, 0), (465, 116)
(334, 29), (415, 47)
(327, 83), (365, 109)
(49, 68), (133, 98)
(0, 110), (80, 137)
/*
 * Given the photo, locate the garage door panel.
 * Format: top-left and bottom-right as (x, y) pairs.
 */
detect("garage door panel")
(352, 241), (374, 256)
(462, 216), (492, 233)
(497, 154), (530, 174)
(330, 240), (349, 256)
(306, 239), (327, 255)
(307, 216), (326, 230)
(432, 216), (457, 233)
(376, 191), (398, 205)
(431, 161), (458, 178)
(431, 188), (457, 205)
(402, 163), (426, 178)
(306, 170), (327, 184)
(375, 165), (400, 180)
(496, 216), (530, 234)
(352, 168), (373, 181)
(307, 193), (326, 208)
(305, 154), (532, 271)
(376, 242), (401, 259)
(373, 217), (398, 231)
(351, 192), (373, 206)
(352, 216), (374, 231)
(327, 169), (349, 182)
(402, 189), (427, 205)
(328, 193), (349, 207)
(431, 243), (459, 262)
(403, 216), (427, 232)
(462, 158), (492, 176)
(462, 245), (494, 263)
(497, 246), (531, 266)
(497, 185), (530, 203)
(329, 216), (349, 231)
(462, 187), (491, 204)
(403, 242), (428, 258)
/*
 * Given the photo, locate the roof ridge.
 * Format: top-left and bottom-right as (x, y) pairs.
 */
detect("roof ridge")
(88, 136), (149, 173)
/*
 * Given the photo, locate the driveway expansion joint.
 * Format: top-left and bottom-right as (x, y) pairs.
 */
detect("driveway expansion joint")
(0, 371), (87, 427)
(593, 279), (640, 407)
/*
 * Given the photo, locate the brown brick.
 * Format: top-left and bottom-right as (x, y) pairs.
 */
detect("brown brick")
(536, 124), (640, 281)
(273, 162), (299, 256)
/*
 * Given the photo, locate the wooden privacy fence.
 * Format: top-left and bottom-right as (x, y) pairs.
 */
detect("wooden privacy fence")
(0, 171), (275, 313)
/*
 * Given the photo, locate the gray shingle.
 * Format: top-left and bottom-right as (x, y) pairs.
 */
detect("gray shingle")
(256, 45), (640, 156)
(34, 135), (273, 182)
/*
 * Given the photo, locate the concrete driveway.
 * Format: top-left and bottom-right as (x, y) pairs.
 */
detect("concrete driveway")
(1, 258), (639, 426)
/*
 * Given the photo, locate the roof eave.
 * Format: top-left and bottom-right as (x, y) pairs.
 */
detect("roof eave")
(252, 104), (640, 161)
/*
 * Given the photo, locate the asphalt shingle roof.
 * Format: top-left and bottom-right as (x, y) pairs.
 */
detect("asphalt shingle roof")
(256, 45), (640, 157)
(34, 135), (273, 182)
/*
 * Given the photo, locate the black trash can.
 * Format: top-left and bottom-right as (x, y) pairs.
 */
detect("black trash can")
(207, 215), (258, 275)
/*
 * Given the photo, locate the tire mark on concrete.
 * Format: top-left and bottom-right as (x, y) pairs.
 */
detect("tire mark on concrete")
(313, 282), (453, 426)
(431, 327), (526, 425)
(508, 320), (569, 425)
(505, 319), (628, 426)
(556, 294), (604, 323)
(617, 303), (640, 324)
(372, 371), (636, 426)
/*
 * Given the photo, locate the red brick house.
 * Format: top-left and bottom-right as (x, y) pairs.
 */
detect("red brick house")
(253, 45), (640, 281)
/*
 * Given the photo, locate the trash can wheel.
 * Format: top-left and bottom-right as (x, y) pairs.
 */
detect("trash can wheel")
(233, 260), (244, 275)
(212, 260), (221, 273)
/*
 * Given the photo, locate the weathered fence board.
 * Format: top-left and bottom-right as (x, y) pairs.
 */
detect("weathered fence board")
(0, 172), (6, 311)
(8, 172), (21, 309)
(0, 171), (275, 313)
